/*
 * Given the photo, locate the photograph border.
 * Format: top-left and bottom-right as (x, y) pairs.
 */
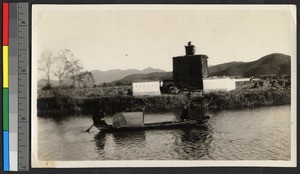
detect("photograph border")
(31, 3), (297, 168)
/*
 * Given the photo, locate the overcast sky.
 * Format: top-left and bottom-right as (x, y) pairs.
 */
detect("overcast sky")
(32, 5), (296, 72)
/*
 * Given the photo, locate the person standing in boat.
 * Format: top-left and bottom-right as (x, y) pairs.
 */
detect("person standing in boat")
(179, 105), (189, 121)
(92, 109), (108, 126)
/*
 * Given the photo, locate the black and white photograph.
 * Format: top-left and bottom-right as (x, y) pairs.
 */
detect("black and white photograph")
(31, 5), (296, 167)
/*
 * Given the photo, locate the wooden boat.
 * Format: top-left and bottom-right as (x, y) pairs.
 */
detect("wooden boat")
(94, 119), (206, 133)
(94, 112), (209, 133)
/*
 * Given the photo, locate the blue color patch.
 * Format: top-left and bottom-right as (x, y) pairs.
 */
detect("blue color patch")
(3, 131), (10, 171)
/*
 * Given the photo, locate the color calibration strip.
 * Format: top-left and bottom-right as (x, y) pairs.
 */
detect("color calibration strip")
(9, 3), (19, 171)
(3, 2), (10, 171)
(2, 2), (27, 171)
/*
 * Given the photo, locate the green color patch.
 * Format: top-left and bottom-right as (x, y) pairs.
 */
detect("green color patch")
(3, 88), (9, 130)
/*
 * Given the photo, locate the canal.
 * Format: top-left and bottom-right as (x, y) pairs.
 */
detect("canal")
(38, 105), (291, 160)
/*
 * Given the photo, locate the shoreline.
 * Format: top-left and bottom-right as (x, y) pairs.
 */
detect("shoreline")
(203, 88), (291, 110)
(37, 87), (290, 117)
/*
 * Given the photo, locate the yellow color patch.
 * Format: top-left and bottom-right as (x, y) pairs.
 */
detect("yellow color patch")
(3, 46), (8, 88)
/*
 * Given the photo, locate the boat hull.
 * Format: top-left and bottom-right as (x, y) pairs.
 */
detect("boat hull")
(95, 119), (205, 133)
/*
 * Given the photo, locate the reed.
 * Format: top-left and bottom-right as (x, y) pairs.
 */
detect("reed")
(203, 88), (291, 110)
(37, 87), (291, 117)
(37, 94), (189, 116)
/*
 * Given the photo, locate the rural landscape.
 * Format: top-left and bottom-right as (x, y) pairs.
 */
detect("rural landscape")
(33, 6), (294, 165)
(37, 50), (291, 117)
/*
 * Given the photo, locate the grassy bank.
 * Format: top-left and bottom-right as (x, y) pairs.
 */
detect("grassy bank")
(37, 87), (291, 117)
(38, 86), (132, 98)
(37, 94), (189, 116)
(203, 88), (291, 110)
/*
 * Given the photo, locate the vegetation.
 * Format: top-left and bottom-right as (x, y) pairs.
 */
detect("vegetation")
(203, 88), (290, 110)
(37, 94), (189, 117)
(37, 50), (291, 117)
(38, 49), (96, 115)
(38, 86), (132, 98)
(37, 83), (291, 117)
(38, 49), (94, 89)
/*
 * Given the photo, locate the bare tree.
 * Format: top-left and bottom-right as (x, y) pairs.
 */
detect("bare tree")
(54, 49), (68, 88)
(38, 51), (54, 87)
(40, 48), (92, 90)
(69, 59), (83, 88)
(53, 49), (76, 89)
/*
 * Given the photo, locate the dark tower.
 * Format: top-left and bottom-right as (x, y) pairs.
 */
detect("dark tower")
(173, 42), (208, 90)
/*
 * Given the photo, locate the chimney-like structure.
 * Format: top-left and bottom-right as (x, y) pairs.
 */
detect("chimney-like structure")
(172, 42), (209, 90)
(185, 41), (195, 56)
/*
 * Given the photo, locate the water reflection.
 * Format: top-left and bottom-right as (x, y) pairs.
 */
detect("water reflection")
(38, 105), (291, 160)
(179, 124), (210, 143)
(112, 131), (146, 146)
(93, 123), (213, 160)
(94, 132), (107, 152)
(173, 124), (213, 160)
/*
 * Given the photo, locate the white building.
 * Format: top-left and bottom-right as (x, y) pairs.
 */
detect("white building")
(203, 78), (250, 91)
(234, 78), (251, 83)
(132, 81), (162, 96)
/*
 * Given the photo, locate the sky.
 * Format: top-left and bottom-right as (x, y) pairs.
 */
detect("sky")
(32, 5), (296, 72)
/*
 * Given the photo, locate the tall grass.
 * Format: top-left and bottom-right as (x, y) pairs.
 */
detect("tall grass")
(203, 88), (290, 110)
(37, 94), (189, 116)
(38, 86), (132, 98)
(37, 87), (291, 117)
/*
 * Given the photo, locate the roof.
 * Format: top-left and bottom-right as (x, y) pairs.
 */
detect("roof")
(173, 54), (209, 59)
(132, 80), (162, 83)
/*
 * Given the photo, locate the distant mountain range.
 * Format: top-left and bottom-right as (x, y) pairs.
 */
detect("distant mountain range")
(208, 53), (291, 77)
(111, 72), (172, 84)
(91, 67), (166, 84)
(38, 53), (291, 88)
(109, 53), (290, 84)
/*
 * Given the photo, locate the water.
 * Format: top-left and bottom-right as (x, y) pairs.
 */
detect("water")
(38, 105), (291, 160)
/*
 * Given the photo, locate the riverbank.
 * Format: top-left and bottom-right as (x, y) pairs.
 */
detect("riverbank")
(202, 88), (290, 110)
(37, 87), (290, 117)
(37, 94), (189, 116)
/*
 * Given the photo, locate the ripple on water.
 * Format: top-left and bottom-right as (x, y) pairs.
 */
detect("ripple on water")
(38, 105), (291, 161)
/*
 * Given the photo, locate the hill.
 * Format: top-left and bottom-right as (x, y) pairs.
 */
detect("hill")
(38, 67), (166, 88)
(208, 53), (291, 77)
(91, 67), (166, 84)
(111, 72), (172, 84)
(38, 53), (291, 88)
(110, 53), (291, 85)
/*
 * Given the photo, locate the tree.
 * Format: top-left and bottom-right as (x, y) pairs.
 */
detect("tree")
(40, 49), (92, 89)
(69, 59), (83, 88)
(38, 51), (54, 87)
(77, 71), (95, 88)
(53, 49), (79, 89)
